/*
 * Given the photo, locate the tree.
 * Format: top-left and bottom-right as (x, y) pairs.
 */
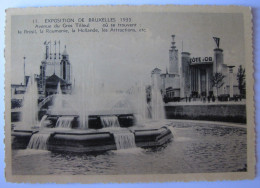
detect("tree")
(211, 72), (225, 97)
(237, 65), (246, 96)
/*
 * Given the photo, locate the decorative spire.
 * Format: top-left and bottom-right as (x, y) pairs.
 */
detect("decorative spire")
(49, 41), (52, 59)
(44, 41), (49, 59)
(54, 40), (57, 59)
(23, 56), (26, 85)
(58, 40), (61, 59)
(62, 45), (68, 56)
(170, 35), (176, 50)
(213, 37), (220, 49)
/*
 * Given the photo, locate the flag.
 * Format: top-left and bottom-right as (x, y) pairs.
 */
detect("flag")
(213, 37), (220, 48)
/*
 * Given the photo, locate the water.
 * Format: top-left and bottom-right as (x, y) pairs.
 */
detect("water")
(113, 131), (136, 150)
(151, 78), (165, 120)
(133, 82), (149, 124)
(100, 116), (136, 150)
(39, 115), (48, 127)
(39, 66), (153, 130)
(100, 116), (120, 128)
(55, 116), (74, 128)
(74, 61), (97, 129)
(12, 121), (247, 175)
(51, 82), (63, 113)
(46, 63), (158, 129)
(21, 76), (38, 128)
(27, 133), (50, 150)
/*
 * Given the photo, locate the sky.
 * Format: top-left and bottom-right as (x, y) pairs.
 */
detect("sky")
(10, 12), (245, 91)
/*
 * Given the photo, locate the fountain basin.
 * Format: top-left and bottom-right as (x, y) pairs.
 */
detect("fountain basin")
(11, 126), (173, 153)
(12, 129), (35, 149)
(88, 114), (135, 129)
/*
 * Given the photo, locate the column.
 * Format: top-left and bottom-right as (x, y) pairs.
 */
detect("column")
(228, 66), (235, 98)
(195, 68), (198, 92)
(181, 52), (191, 97)
(206, 68), (209, 96)
(213, 48), (223, 73)
(198, 69), (201, 95)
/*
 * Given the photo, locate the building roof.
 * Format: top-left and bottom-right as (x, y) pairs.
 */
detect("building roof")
(159, 66), (178, 77)
(166, 87), (174, 91)
(151, 68), (162, 74)
(11, 84), (26, 88)
(45, 74), (69, 87)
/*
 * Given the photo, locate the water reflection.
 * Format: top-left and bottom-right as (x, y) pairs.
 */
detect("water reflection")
(12, 122), (247, 175)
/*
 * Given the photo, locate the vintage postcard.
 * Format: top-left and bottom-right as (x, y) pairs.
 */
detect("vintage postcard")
(5, 5), (255, 183)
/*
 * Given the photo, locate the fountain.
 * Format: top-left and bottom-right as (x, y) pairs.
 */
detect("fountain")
(113, 131), (136, 150)
(55, 116), (75, 129)
(27, 133), (50, 150)
(151, 73), (166, 120)
(100, 116), (120, 128)
(51, 82), (63, 113)
(12, 64), (173, 152)
(20, 76), (39, 129)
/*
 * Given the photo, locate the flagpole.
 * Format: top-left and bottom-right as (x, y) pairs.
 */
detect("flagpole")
(23, 56), (26, 85)
(50, 40), (52, 59)
(54, 40), (56, 59)
(59, 40), (61, 59)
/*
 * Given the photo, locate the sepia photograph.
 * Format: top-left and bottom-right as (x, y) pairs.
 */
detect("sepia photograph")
(4, 5), (254, 183)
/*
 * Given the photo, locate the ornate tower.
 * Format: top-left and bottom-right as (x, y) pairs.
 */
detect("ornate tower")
(214, 48), (224, 73)
(181, 52), (191, 97)
(212, 37), (224, 96)
(227, 66), (235, 98)
(213, 37), (223, 73)
(60, 45), (71, 83)
(169, 35), (179, 75)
